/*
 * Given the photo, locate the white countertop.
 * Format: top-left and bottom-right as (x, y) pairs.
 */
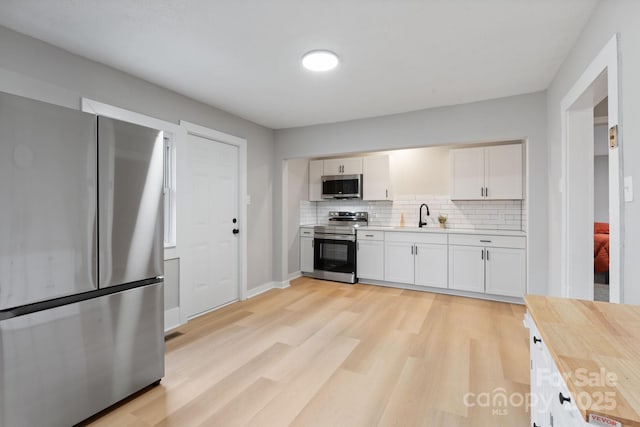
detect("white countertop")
(356, 225), (526, 237)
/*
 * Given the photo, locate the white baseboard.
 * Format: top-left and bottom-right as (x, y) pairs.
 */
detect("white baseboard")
(288, 271), (302, 281)
(245, 279), (292, 299)
(164, 307), (182, 333)
(275, 280), (291, 289)
(246, 281), (277, 298)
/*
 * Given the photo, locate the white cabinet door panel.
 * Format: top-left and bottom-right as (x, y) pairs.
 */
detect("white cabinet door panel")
(485, 247), (526, 297)
(341, 157), (363, 175)
(385, 241), (414, 284)
(450, 146), (485, 200)
(323, 157), (363, 175)
(300, 236), (315, 274)
(308, 160), (323, 201)
(363, 155), (390, 201)
(448, 245), (485, 292)
(357, 240), (384, 280)
(485, 144), (523, 199)
(414, 243), (448, 289)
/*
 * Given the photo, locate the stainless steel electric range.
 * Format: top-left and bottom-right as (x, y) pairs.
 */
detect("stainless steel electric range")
(313, 211), (368, 284)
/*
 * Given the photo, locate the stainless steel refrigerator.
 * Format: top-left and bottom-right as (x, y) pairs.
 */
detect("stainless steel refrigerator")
(0, 91), (165, 427)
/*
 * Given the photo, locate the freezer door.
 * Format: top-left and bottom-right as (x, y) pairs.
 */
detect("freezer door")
(0, 92), (98, 310)
(98, 117), (164, 288)
(0, 282), (164, 427)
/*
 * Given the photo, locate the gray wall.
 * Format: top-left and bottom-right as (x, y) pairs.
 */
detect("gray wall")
(0, 25), (275, 292)
(546, 0), (640, 303)
(286, 158), (309, 275)
(275, 92), (548, 295)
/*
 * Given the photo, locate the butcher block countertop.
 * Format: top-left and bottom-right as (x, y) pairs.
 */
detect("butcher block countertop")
(525, 295), (640, 426)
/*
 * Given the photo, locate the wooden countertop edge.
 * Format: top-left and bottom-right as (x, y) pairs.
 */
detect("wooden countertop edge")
(525, 295), (640, 427)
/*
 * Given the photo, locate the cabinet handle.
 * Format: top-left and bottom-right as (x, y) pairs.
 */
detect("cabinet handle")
(365, 234), (375, 237)
(485, 187), (488, 197)
(486, 249), (490, 261)
(386, 189), (388, 199)
(481, 249), (484, 260)
(415, 245), (418, 255)
(533, 424), (540, 427)
(480, 240), (492, 243)
(357, 241), (359, 250)
(533, 336), (541, 344)
(312, 240), (314, 248)
(411, 246), (414, 255)
(558, 392), (571, 405)
(481, 187), (484, 197)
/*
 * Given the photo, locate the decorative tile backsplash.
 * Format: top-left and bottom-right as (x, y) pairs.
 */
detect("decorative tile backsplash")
(300, 195), (525, 231)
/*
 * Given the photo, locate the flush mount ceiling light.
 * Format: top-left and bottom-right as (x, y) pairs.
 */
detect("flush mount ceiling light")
(302, 50), (339, 72)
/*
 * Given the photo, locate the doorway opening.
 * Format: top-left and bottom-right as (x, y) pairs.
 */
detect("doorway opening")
(561, 35), (622, 302)
(593, 98), (610, 302)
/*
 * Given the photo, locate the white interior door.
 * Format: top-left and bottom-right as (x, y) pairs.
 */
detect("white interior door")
(187, 133), (239, 317)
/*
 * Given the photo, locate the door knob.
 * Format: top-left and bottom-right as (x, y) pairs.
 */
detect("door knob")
(232, 229), (239, 235)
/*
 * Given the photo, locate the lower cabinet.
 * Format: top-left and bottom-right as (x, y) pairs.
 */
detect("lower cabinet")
(485, 246), (526, 297)
(384, 232), (448, 288)
(300, 227), (315, 275)
(527, 314), (588, 427)
(356, 231), (384, 280)
(448, 245), (485, 292)
(448, 234), (526, 297)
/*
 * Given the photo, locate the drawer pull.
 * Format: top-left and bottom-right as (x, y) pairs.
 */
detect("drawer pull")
(558, 392), (571, 405)
(533, 336), (542, 344)
(533, 423), (540, 427)
(365, 234), (375, 237)
(480, 240), (492, 243)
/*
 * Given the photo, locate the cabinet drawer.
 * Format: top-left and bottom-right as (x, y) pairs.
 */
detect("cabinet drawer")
(384, 231), (447, 245)
(300, 227), (314, 237)
(448, 234), (525, 249)
(357, 230), (384, 241)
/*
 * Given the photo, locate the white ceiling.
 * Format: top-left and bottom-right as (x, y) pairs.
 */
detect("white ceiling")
(0, 0), (598, 129)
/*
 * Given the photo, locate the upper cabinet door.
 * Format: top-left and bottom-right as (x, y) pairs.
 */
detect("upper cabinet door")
(363, 155), (391, 201)
(308, 160), (323, 201)
(341, 157), (363, 175)
(323, 157), (363, 175)
(98, 117), (164, 288)
(450, 147), (485, 200)
(0, 92), (98, 310)
(485, 144), (523, 199)
(322, 158), (343, 175)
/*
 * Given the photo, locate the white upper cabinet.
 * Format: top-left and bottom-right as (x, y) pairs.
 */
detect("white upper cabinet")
(308, 160), (323, 202)
(450, 144), (523, 200)
(450, 146), (485, 200)
(363, 155), (391, 201)
(323, 157), (363, 175)
(484, 144), (523, 199)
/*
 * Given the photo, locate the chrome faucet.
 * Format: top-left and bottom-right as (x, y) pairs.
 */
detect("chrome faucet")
(419, 203), (430, 228)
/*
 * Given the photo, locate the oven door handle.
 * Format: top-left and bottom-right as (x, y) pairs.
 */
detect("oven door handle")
(313, 234), (356, 242)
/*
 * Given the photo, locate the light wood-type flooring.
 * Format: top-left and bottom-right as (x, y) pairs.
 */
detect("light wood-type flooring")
(85, 277), (530, 427)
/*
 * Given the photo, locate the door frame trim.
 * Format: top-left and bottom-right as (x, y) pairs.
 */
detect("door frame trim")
(180, 120), (248, 316)
(560, 34), (622, 302)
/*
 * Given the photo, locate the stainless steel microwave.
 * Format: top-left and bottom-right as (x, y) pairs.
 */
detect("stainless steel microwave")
(321, 174), (363, 199)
